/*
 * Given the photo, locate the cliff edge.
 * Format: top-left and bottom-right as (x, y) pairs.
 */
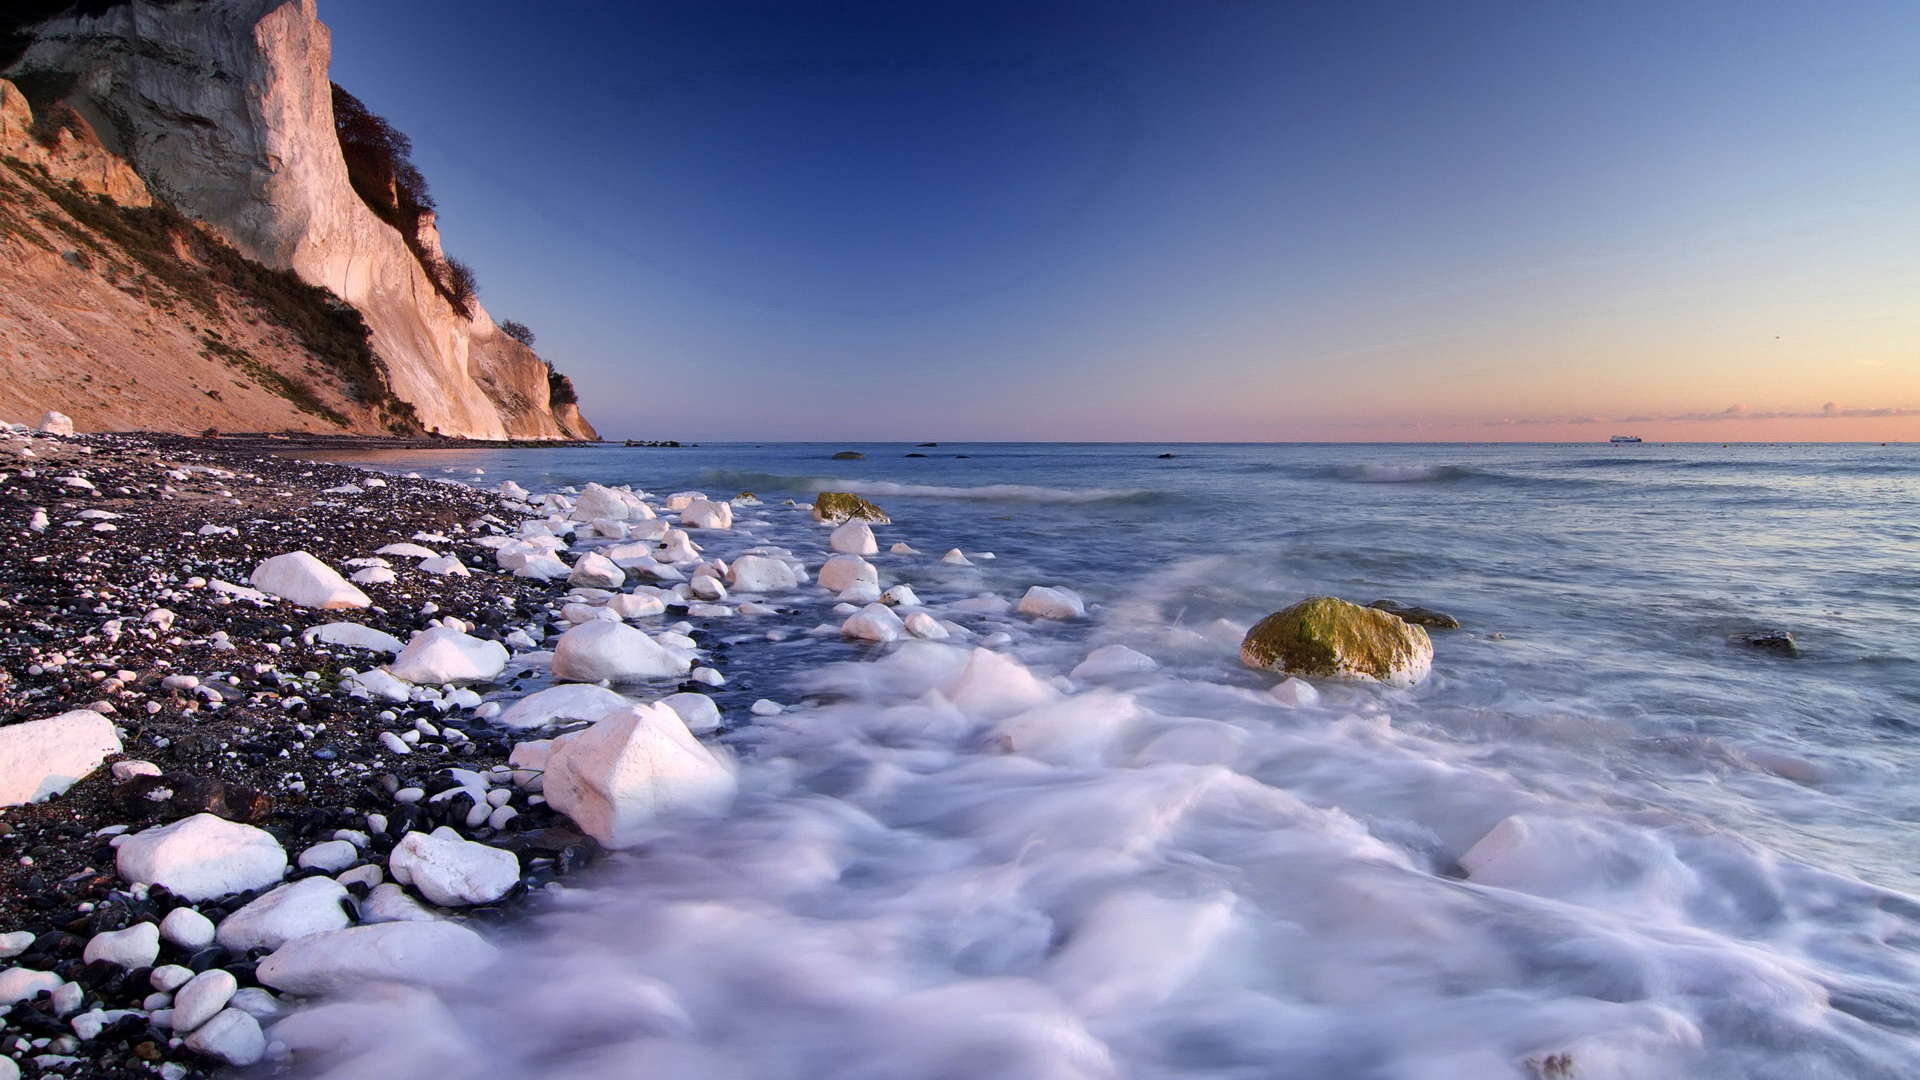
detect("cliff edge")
(2, 0), (596, 440)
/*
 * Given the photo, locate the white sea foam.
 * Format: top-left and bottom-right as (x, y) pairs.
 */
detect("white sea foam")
(1338, 463), (1459, 483)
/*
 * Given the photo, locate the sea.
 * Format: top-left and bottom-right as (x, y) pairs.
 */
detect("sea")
(304, 441), (1920, 1080)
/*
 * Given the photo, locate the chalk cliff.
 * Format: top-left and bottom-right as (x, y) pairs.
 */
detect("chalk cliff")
(3, 0), (596, 440)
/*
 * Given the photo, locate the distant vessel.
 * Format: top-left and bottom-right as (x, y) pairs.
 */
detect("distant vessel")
(1610, 435), (1643, 444)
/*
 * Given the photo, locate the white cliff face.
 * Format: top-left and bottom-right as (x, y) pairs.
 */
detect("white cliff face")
(11, 0), (593, 440)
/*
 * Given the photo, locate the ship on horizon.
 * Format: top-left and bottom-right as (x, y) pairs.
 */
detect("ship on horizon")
(1610, 435), (1643, 443)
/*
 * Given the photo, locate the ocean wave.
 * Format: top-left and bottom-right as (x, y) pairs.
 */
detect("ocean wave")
(1334, 463), (1476, 484)
(699, 470), (1155, 503)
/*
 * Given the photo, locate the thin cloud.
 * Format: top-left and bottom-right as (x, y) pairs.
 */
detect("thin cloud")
(1477, 402), (1920, 427)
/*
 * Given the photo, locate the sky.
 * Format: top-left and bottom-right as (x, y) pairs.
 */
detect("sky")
(320, 0), (1920, 442)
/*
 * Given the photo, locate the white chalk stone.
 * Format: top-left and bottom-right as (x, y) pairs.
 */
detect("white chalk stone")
(215, 877), (350, 951)
(387, 627), (508, 685)
(417, 555), (471, 577)
(349, 566), (397, 585)
(570, 483), (650, 522)
(551, 620), (692, 684)
(947, 592), (1011, 616)
(658, 692), (722, 734)
(227, 987), (282, 1020)
(568, 552), (627, 589)
(726, 555), (798, 593)
(881, 584), (921, 607)
(348, 668), (413, 702)
(994, 689), (1145, 767)
(249, 552), (370, 610)
(829, 520), (878, 555)
(1071, 644), (1158, 680)
(389, 827), (520, 906)
(375, 542), (439, 559)
(1269, 677), (1321, 708)
(818, 555), (879, 594)
(750, 699), (784, 716)
(514, 554), (574, 580)
(0, 930), (32, 958)
(0, 968), (59, 1004)
(116, 814), (287, 900)
(945, 647), (1060, 719)
(903, 612), (950, 640)
(0, 708), (120, 806)
(159, 907), (216, 950)
(150, 964), (194, 992)
(182, 1006), (265, 1065)
(689, 574), (728, 601)
(302, 622), (405, 654)
(607, 590), (668, 619)
(1018, 585), (1086, 620)
(169, 968), (236, 1034)
(837, 581), (883, 604)
(360, 882), (440, 923)
(889, 541), (918, 554)
(36, 410), (74, 436)
(542, 704), (737, 848)
(256, 921), (500, 996)
(940, 548), (973, 566)
(508, 740), (552, 789)
(497, 684), (630, 730)
(679, 499), (733, 530)
(83, 922), (159, 969)
(842, 603), (906, 643)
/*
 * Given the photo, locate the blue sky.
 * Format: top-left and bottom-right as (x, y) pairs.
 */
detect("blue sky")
(322, 0), (1920, 440)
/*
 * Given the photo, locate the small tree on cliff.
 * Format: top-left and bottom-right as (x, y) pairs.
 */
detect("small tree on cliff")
(500, 320), (535, 348)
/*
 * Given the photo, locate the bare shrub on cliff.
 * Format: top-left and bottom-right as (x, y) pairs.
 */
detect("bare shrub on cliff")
(442, 257), (478, 317)
(500, 320), (535, 348)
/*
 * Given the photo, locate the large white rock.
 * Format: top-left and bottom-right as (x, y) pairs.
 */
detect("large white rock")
(255, 922), (499, 996)
(570, 483), (651, 522)
(249, 552), (370, 610)
(36, 410), (74, 436)
(842, 603), (907, 643)
(170, 968), (237, 1033)
(182, 1006), (266, 1065)
(389, 828), (520, 907)
(568, 552), (626, 589)
(115, 814), (287, 901)
(679, 499), (733, 530)
(542, 704), (737, 849)
(945, 648), (1060, 719)
(903, 612), (950, 640)
(214, 876), (350, 952)
(607, 590), (668, 619)
(375, 542), (438, 559)
(83, 922), (159, 969)
(0, 968), (59, 1004)
(387, 627), (508, 685)
(818, 555), (879, 594)
(513, 554), (574, 580)
(551, 621), (691, 684)
(658, 692), (722, 734)
(727, 555), (798, 593)
(496, 684), (630, 730)
(1070, 644), (1157, 680)
(1018, 585), (1086, 620)
(301, 622), (405, 654)
(829, 520), (878, 555)
(0, 708), (120, 806)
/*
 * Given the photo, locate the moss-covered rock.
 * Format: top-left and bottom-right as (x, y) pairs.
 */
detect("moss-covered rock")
(1240, 596), (1433, 686)
(812, 491), (890, 524)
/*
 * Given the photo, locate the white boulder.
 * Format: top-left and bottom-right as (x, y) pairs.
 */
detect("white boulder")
(551, 621), (692, 684)
(658, 692), (722, 734)
(607, 590), (668, 619)
(297, 839), (360, 872)
(0, 968), (59, 1004)
(993, 690), (1144, 767)
(679, 499), (733, 530)
(829, 520), (878, 555)
(880, 584), (921, 607)
(301, 622), (405, 654)
(1269, 677), (1321, 707)
(940, 549), (973, 566)
(388, 628), (508, 685)
(497, 684), (630, 730)
(0, 708), (120, 806)
(215, 876), (350, 951)
(170, 968), (237, 1033)
(417, 555), (470, 577)
(542, 704), (737, 848)
(36, 410), (74, 436)
(256, 922), (499, 995)
(842, 603), (907, 643)
(116, 814), (287, 900)
(361, 882), (441, 924)
(1070, 645), (1157, 680)
(903, 612), (950, 639)
(182, 1006), (267, 1065)
(375, 542), (438, 559)
(249, 552), (371, 610)
(1018, 585), (1086, 620)
(349, 566), (397, 585)
(818, 555), (879, 594)
(159, 907), (216, 950)
(514, 554), (573, 580)
(568, 552), (626, 589)
(82, 922), (159, 969)
(945, 648), (1060, 719)
(389, 827), (520, 906)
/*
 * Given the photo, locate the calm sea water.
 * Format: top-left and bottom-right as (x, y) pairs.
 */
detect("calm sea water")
(305, 441), (1920, 1079)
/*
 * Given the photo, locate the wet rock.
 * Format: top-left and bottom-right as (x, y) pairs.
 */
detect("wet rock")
(830, 520), (879, 555)
(1241, 596), (1433, 687)
(1367, 598), (1461, 629)
(387, 627), (509, 684)
(831, 451), (865, 460)
(0, 708), (121, 806)
(497, 684), (629, 730)
(1743, 630), (1798, 656)
(679, 499), (733, 530)
(542, 704), (737, 848)
(182, 1006), (265, 1065)
(1070, 644), (1157, 680)
(842, 603), (907, 643)
(169, 968), (236, 1033)
(818, 555), (879, 594)
(388, 827), (519, 906)
(1018, 585), (1086, 620)
(214, 876), (350, 951)
(726, 555), (799, 593)
(567, 552), (626, 590)
(82, 922), (159, 969)
(811, 491), (890, 524)
(551, 621), (692, 684)
(255, 921), (499, 995)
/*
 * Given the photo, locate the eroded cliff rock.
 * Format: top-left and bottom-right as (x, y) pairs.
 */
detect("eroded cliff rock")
(6, 0), (595, 440)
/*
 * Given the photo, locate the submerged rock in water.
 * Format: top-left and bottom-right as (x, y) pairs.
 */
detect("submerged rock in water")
(1367, 598), (1461, 629)
(1742, 630), (1798, 656)
(812, 491), (890, 524)
(541, 704), (737, 848)
(831, 451), (865, 460)
(1241, 596), (1433, 687)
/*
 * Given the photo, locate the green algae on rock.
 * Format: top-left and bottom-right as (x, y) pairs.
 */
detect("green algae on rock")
(812, 491), (890, 524)
(1241, 596), (1433, 686)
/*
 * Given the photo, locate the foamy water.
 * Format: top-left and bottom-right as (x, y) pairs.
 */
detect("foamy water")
(297, 442), (1920, 1078)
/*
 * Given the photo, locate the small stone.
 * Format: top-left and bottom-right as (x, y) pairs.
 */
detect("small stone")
(255, 922), (499, 995)
(842, 603), (906, 643)
(182, 1007), (265, 1065)
(1017, 586), (1085, 620)
(159, 907), (216, 950)
(1269, 677), (1321, 708)
(150, 965), (194, 993)
(297, 839), (359, 872)
(170, 969), (237, 1034)
(83, 922), (160, 969)
(1070, 644), (1156, 680)
(829, 520), (879, 555)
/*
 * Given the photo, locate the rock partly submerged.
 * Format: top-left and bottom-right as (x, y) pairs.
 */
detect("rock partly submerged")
(811, 491), (890, 524)
(1367, 598), (1461, 629)
(540, 704), (737, 848)
(1241, 596), (1433, 687)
